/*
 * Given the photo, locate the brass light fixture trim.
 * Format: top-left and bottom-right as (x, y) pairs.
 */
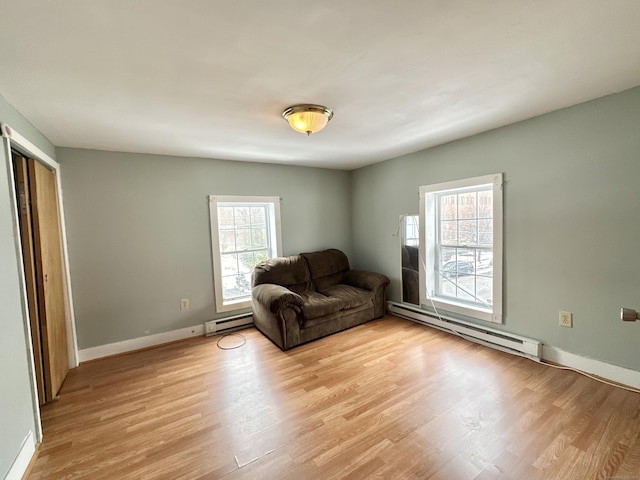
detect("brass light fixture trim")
(282, 104), (334, 136)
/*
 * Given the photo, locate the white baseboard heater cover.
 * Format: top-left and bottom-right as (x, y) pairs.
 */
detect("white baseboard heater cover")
(205, 312), (253, 336)
(387, 301), (541, 361)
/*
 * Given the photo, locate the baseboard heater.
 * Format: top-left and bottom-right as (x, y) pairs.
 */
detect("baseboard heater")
(387, 301), (541, 361)
(204, 312), (253, 336)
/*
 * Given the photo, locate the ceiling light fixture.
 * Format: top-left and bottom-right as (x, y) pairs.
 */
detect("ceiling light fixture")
(282, 104), (333, 136)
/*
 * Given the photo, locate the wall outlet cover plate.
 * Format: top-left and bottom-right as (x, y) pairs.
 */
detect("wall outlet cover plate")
(559, 311), (572, 328)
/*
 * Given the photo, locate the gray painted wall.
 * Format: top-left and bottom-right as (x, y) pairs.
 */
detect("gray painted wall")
(0, 95), (52, 479)
(56, 148), (352, 349)
(351, 86), (640, 371)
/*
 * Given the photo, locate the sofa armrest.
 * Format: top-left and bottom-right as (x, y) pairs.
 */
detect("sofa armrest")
(252, 284), (304, 314)
(343, 270), (390, 292)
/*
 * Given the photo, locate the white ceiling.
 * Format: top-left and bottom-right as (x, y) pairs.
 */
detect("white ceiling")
(1, 1), (639, 170)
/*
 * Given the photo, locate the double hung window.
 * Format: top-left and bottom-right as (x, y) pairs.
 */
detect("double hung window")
(419, 174), (503, 323)
(209, 195), (282, 312)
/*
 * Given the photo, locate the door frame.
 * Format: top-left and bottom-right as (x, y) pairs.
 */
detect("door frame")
(1, 123), (78, 440)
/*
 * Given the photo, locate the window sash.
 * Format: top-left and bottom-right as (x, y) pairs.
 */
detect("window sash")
(419, 174), (503, 323)
(209, 195), (282, 313)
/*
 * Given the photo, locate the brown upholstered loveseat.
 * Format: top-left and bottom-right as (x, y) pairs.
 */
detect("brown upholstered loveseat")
(251, 249), (390, 350)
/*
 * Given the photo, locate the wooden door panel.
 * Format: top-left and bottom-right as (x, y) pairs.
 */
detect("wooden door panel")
(28, 158), (69, 399)
(14, 155), (46, 405)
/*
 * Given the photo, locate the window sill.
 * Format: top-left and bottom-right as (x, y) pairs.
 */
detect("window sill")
(216, 298), (252, 314)
(426, 297), (500, 324)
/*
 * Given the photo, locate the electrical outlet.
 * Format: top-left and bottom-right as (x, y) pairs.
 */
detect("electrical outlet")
(180, 298), (190, 311)
(559, 310), (572, 328)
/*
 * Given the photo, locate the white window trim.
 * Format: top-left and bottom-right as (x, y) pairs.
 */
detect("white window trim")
(419, 173), (503, 323)
(209, 195), (282, 313)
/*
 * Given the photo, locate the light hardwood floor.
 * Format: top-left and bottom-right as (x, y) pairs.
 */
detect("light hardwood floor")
(28, 315), (640, 479)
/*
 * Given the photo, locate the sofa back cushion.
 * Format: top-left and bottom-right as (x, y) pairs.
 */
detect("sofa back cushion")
(253, 254), (312, 294)
(301, 249), (350, 291)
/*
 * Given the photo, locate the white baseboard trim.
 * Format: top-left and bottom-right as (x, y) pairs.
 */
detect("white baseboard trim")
(542, 345), (640, 390)
(79, 324), (206, 363)
(6, 430), (36, 480)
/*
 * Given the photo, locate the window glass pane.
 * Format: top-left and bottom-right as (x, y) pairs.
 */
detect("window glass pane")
(254, 249), (268, 265)
(456, 276), (476, 302)
(440, 194), (457, 220)
(219, 230), (236, 253)
(221, 275), (238, 300)
(440, 246), (457, 264)
(457, 247), (475, 262)
(478, 219), (493, 245)
(251, 207), (266, 226)
(478, 190), (492, 218)
(477, 274), (493, 305)
(222, 273), (251, 300)
(234, 207), (250, 226)
(458, 220), (477, 245)
(237, 273), (252, 295)
(458, 192), (477, 219)
(438, 274), (455, 297)
(440, 221), (457, 245)
(221, 253), (239, 276)
(238, 252), (255, 274)
(477, 250), (493, 273)
(218, 206), (235, 227)
(439, 255), (478, 301)
(251, 226), (268, 248)
(234, 227), (252, 250)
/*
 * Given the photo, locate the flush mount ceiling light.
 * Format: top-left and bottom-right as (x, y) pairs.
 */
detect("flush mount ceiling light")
(282, 104), (333, 136)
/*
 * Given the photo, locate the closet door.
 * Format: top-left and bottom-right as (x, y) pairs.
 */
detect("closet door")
(14, 155), (46, 404)
(15, 154), (69, 401)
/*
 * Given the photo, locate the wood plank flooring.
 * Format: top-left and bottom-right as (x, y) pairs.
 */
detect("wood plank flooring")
(28, 315), (640, 479)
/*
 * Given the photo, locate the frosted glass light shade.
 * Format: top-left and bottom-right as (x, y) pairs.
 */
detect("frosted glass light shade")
(282, 104), (333, 135)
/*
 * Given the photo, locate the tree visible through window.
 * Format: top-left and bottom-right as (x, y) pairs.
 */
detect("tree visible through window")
(209, 195), (282, 313)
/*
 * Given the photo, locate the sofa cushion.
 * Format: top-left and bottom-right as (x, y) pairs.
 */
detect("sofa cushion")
(301, 249), (350, 290)
(319, 284), (373, 310)
(253, 254), (312, 294)
(300, 312), (341, 329)
(299, 291), (345, 320)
